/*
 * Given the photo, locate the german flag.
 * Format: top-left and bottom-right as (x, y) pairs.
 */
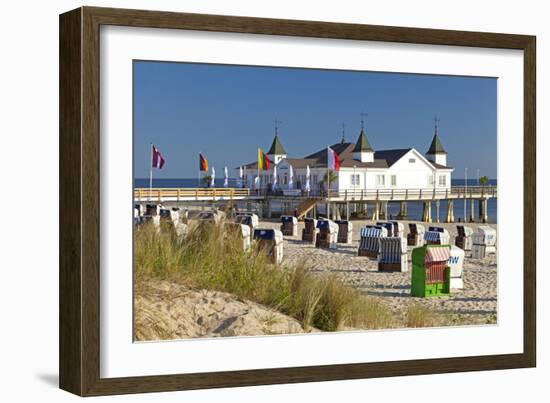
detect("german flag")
(199, 153), (208, 171)
(258, 148), (270, 170)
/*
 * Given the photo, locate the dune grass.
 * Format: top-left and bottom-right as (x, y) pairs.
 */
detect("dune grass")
(406, 302), (438, 328)
(134, 222), (392, 332)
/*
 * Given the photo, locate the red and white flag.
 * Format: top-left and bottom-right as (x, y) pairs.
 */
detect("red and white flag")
(152, 146), (165, 169)
(327, 147), (340, 171)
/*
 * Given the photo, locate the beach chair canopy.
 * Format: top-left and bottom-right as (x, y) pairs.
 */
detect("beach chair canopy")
(360, 226), (387, 238)
(425, 246), (451, 263)
(236, 214), (259, 227)
(390, 221), (404, 231)
(335, 220), (353, 230)
(428, 226), (445, 233)
(226, 222), (250, 238)
(474, 225), (497, 245)
(317, 219), (338, 233)
(376, 221), (394, 234)
(254, 228), (283, 243)
(457, 225), (474, 236)
(281, 215), (298, 224)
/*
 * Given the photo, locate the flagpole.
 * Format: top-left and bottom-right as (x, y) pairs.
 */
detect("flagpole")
(327, 146), (330, 219)
(198, 152), (201, 188)
(257, 147), (260, 195)
(149, 143), (153, 201)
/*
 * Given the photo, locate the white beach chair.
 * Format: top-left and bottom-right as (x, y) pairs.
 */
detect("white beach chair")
(225, 222), (251, 251)
(280, 215), (298, 237)
(407, 223), (425, 247)
(235, 213), (259, 239)
(253, 228), (284, 264)
(335, 220), (353, 244)
(448, 245), (465, 289)
(472, 225), (497, 258)
(301, 218), (319, 243)
(389, 221), (405, 238)
(455, 225), (474, 251)
(315, 219), (339, 249)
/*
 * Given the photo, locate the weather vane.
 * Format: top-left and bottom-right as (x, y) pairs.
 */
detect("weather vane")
(434, 116), (440, 134)
(274, 118), (282, 135)
(360, 112), (368, 130)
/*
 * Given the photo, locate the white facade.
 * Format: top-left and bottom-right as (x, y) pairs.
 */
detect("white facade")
(426, 152), (447, 167)
(238, 148), (452, 192)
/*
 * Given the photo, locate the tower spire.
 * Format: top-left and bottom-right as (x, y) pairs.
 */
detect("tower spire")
(434, 116), (440, 135)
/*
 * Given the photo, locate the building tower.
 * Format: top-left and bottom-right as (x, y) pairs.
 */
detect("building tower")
(426, 118), (447, 166)
(352, 114), (374, 163)
(267, 121), (287, 164)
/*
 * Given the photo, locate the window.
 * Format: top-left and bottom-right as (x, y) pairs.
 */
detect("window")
(409, 158), (416, 163)
(438, 175), (447, 186)
(391, 175), (397, 186)
(376, 175), (385, 187)
(428, 175), (435, 186)
(351, 174), (360, 186)
(283, 174), (288, 185)
(313, 175), (318, 184)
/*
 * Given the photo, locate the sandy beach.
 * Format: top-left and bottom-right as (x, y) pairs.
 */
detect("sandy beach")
(257, 219), (497, 327)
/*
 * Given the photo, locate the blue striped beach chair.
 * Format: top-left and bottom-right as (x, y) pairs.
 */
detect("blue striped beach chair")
(378, 237), (408, 272)
(358, 226), (388, 258)
(424, 227), (450, 245)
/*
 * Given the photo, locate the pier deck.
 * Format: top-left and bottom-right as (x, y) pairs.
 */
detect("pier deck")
(134, 186), (496, 203)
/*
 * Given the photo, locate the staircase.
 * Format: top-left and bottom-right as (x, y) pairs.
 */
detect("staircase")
(289, 198), (319, 220)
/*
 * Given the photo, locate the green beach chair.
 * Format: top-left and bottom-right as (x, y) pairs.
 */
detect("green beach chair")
(411, 245), (451, 297)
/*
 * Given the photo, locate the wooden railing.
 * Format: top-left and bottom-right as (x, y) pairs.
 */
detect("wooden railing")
(134, 186), (496, 202)
(334, 186), (497, 200)
(134, 187), (251, 201)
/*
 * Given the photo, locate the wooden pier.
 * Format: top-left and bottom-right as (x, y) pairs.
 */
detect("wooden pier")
(134, 185), (497, 223)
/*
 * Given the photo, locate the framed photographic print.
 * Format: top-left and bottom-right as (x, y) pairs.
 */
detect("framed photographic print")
(59, 6), (536, 396)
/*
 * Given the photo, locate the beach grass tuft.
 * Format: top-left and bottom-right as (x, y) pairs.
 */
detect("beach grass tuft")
(406, 302), (438, 328)
(134, 222), (392, 332)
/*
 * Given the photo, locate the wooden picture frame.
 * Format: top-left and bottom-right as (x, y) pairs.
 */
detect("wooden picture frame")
(59, 6), (536, 396)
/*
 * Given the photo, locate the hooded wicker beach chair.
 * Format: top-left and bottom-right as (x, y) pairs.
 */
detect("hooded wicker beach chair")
(315, 219), (339, 249)
(411, 245), (451, 297)
(378, 236), (408, 272)
(407, 223), (426, 246)
(301, 218), (319, 243)
(358, 225), (388, 258)
(280, 215), (298, 237)
(335, 220), (353, 244)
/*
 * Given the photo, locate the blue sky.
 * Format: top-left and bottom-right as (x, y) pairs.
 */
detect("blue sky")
(134, 61), (497, 179)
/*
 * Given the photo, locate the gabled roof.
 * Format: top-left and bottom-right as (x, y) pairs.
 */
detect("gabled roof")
(427, 134), (447, 155)
(267, 135), (287, 155)
(239, 144), (452, 170)
(352, 129), (374, 153)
